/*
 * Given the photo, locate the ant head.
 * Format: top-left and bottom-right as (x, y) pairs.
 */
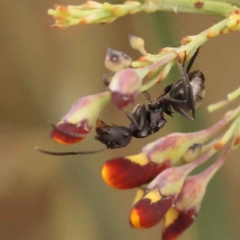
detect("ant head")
(95, 120), (132, 149)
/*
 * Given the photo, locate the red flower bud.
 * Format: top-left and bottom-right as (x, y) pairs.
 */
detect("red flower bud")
(130, 189), (174, 228)
(102, 153), (169, 189)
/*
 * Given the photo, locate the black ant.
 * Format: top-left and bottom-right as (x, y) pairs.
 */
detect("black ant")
(36, 49), (205, 156)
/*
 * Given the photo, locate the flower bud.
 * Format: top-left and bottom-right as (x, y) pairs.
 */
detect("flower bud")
(162, 208), (196, 240)
(108, 68), (149, 108)
(130, 189), (174, 228)
(146, 149), (215, 197)
(142, 111), (237, 166)
(128, 34), (148, 55)
(102, 153), (169, 189)
(51, 92), (110, 144)
(162, 145), (230, 240)
(142, 132), (199, 166)
(105, 48), (132, 72)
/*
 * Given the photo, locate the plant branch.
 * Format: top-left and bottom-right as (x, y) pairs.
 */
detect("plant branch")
(79, 12), (240, 115)
(48, 0), (239, 28)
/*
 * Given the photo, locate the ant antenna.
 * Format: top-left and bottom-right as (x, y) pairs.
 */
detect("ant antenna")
(35, 146), (106, 156)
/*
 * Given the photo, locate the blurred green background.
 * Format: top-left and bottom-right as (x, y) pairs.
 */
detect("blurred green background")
(1, 0), (240, 239)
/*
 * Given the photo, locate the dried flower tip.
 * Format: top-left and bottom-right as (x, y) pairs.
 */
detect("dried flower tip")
(51, 92), (110, 144)
(105, 48), (132, 72)
(130, 189), (174, 228)
(128, 34), (148, 55)
(102, 153), (169, 189)
(50, 121), (90, 145)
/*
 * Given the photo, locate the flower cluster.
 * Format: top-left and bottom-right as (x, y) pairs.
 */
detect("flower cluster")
(102, 107), (240, 239)
(45, 35), (177, 148)
(40, 4), (240, 240)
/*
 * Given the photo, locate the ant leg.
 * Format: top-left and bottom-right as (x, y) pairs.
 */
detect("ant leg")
(161, 97), (195, 121)
(142, 91), (153, 103)
(126, 105), (147, 130)
(126, 111), (139, 127)
(162, 84), (174, 96)
(125, 104), (140, 127)
(155, 84), (174, 102)
(177, 61), (195, 119)
(173, 104), (195, 121)
(186, 48), (200, 73)
(137, 105), (148, 130)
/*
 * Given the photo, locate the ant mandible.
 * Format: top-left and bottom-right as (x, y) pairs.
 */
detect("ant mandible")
(37, 49), (205, 156)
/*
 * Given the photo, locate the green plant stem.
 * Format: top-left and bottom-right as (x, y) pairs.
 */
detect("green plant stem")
(140, 0), (238, 16)
(48, 0), (240, 28)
